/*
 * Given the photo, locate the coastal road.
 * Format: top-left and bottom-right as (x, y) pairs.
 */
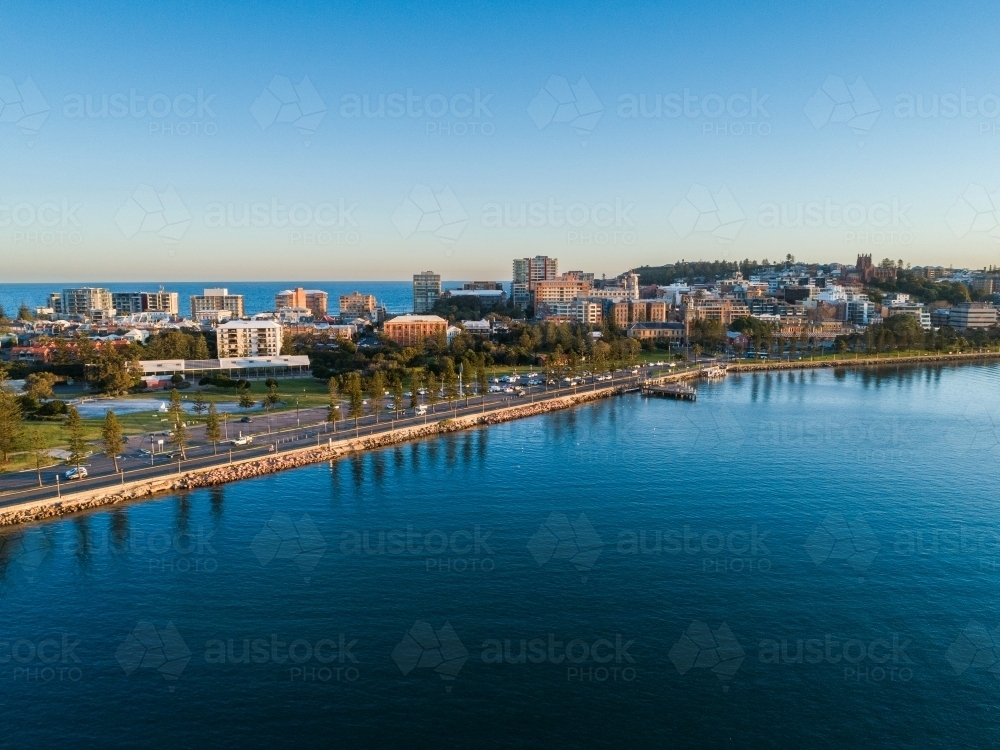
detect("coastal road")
(0, 365), (685, 508)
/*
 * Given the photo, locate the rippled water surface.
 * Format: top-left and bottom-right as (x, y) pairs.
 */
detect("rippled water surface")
(2, 363), (1000, 748)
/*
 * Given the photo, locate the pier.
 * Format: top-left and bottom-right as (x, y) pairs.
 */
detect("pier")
(640, 382), (698, 401)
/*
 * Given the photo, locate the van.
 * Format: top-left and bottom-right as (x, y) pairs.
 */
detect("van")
(415, 405), (428, 416)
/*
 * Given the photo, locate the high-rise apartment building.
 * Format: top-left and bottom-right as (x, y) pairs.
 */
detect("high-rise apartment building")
(49, 287), (115, 320)
(512, 256), (558, 309)
(112, 290), (180, 316)
(276, 288), (328, 318)
(216, 320), (283, 357)
(190, 288), (245, 319)
(413, 272), (442, 314)
(339, 291), (378, 319)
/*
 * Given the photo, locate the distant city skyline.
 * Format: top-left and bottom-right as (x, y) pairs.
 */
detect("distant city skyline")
(5, 0), (1000, 281)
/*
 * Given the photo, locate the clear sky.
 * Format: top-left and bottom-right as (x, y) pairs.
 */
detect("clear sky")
(2, 0), (1000, 282)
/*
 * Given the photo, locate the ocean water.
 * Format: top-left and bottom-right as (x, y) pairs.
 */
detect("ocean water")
(0, 281), (471, 318)
(2, 364), (1000, 748)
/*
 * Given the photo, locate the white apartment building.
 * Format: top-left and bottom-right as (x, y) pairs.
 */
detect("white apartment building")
(191, 288), (245, 319)
(216, 320), (283, 357)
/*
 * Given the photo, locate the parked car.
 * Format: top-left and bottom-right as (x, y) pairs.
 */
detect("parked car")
(64, 467), (88, 480)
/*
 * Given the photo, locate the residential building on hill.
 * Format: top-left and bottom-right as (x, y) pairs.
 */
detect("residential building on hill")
(190, 288), (245, 319)
(216, 320), (282, 357)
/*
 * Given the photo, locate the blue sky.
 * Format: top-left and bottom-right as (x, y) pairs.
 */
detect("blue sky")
(3, 0), (1000, 281)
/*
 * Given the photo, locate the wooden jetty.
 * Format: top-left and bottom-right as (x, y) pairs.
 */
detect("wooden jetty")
(640, 382), (697, 401)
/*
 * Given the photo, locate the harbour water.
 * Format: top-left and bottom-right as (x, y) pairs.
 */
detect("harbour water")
(2, 364), (1000, 748)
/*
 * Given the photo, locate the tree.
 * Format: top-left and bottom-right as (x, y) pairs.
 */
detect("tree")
(17, 302), (34, 321)
(205, 403), (222, 454)
(168, 388), (184, 425)
(476, 366), (487, 396)
(24, 372), (59, 400)
(101, 410), (125, 472)
(347, 373), (364, 425)
(427, 375), (440, 413)
(0, 303), (6, 321)
(171, 418), (188, 460)
(409, 371), (422, 410)
(369, 371), (385, 422)
(442, 360), (458, 404)
(392, 376), (404, 417)
(0, 390), (23, 466)
(28, 430), (53, 487)
(64, 405), (88, 471)
(265, 382), (281, 410)
(327, 377), (339, 423)
(92, 346), (139, 395)
(74, 333), (98, 366)
(192, 390), (208, 417)
(238, 384), (255, 412)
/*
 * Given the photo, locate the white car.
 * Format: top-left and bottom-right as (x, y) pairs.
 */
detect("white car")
(489, 385), (502, 392)
(64, 467), (88, 480)
(231, 436), (254, 446)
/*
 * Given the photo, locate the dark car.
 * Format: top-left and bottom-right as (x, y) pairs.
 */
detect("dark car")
(240, 417), (252, 423)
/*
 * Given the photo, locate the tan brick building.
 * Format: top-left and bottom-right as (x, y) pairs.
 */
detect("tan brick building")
(383, 314), (448, 347)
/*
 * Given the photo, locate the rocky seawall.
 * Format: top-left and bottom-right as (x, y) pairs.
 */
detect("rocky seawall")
(0, 388), (617, 528)
(726, 350), (1000, 374)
